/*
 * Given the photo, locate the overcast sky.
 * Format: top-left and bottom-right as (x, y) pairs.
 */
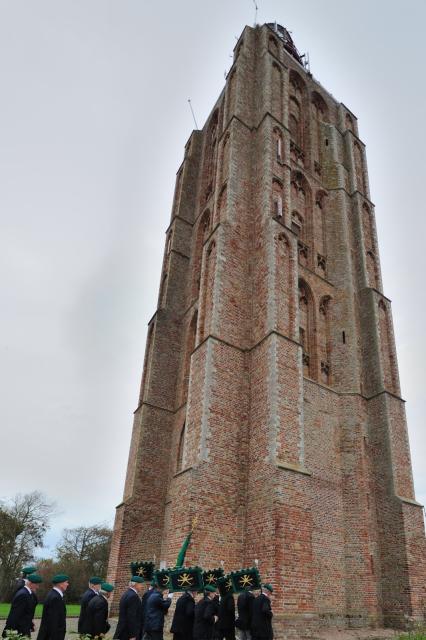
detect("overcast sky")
(0, 0), (425, 557)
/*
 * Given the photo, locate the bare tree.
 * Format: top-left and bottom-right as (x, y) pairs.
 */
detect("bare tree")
(0, 491), (56, 599)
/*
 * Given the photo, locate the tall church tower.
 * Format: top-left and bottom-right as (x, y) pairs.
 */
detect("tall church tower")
(109, 24), (425, 634)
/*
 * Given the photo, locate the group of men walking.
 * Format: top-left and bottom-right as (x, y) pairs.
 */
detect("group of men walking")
(114, 574), (274, 640)
(3, 567), (274, 640)
(2, 566), (114, 640)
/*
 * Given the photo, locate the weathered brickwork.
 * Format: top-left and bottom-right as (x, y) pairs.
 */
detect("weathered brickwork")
(108, 23), (426, 636)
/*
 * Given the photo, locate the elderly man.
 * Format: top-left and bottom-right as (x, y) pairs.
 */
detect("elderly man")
(2, 573), (43, 638)
(78, 576), (103, 635)
(86, 582), (114, 638)
(170, 589), (197, 640)
(37, 574), (70, 640)
(113, 576), (145, 640)
(250, 584), (273, 640)
(193, 585), (219, 640)
(12, 566), (38, 598)
(143, 581), (173, 640)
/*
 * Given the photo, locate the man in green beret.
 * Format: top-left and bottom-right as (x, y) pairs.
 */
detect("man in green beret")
(37, 575), (69, 640)
(2, 574), (43, 638)
(250, 584), (273, 640)
(113, 576), (145, 640)
(193, 585), (219, 640)
(86, 582), (114, 638)
(12, 566), (38, 597)
(77, 576), (103, 635)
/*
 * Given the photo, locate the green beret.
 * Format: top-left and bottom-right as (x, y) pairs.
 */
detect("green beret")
(22, 566), (37, 575)
(101, 582), (114, 592)
(89, 576), (103, 585)
(27, 574), (43, 584)
(204, 585), (217, 593)
(52, 574), (70, 584)
(263, 583), (273, 593)
(131, 575), (145, 584)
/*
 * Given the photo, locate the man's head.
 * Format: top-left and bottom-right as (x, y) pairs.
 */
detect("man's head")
(130, 576), (145, 593)
(204, 585), (218, 599)
(26, 574), (43, 592)
(262, 583), (273, 597)
(100, 582), (114, 599)
(52, 574), (70, 593)
(89, 576), (103, 592)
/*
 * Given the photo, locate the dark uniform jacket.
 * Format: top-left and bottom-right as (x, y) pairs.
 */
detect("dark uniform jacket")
(216, 592), (235, 635)
(86, 594), (110, 637)
(235, 591), (254, 631)
(144, 590), (171, 632)
(250, 594), (273, 640)
(140, 588), (153, 632)
(37, 589), (66, 640)
(2, 586), (37, 637)
(78, 588), (98, 634)
(193, 595), (219, 640)
(170, 591), (195, 640)
(113, 588), (143, 640)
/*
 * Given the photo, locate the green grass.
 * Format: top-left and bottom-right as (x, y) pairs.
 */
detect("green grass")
(0, 603), (80, 619)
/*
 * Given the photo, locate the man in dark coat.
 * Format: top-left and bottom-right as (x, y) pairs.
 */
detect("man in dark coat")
(2, 573), (42, 637)
(250, 585), (273, 640)
(215, 589), (235, 640)
(193, 585), (219, 640)
(170, 589), (197, 640)
(86, 582), (114, 638)
(235, 589), (254, 640)
(78, 576), (103, 635)
(113, 576), (144, 640)
(143, 583), (173, 640)
(37, 574), (69, 640)
(140, 582), (154, 634)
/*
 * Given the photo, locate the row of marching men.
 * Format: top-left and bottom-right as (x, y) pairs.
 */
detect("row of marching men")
(2, 563), (273, 640)
(112, 561), (274, 640)
(1, 565), (114, 640)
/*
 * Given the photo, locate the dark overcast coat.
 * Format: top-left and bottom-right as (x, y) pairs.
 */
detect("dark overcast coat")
(78, 588), (98, 634)
(2, 587), (37, 637)
(113, 588), (143, 640)
(250, 594), (273, 640)
(170, 591), (195, 640)
(86, 594), (110, 637)
(37, 589), (66, 640)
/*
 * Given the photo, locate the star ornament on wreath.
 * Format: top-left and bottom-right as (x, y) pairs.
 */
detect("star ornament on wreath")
(137, 567), (145, 577)
(205, 573), (216, 584)
(239, 574), (254, 588)
(177, 572), (194, 587)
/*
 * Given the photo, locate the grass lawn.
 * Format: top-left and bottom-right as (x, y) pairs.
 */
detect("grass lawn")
(0, 603), (80, 619)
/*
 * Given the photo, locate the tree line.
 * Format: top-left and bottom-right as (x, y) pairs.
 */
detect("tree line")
(0, 491), (112, 603)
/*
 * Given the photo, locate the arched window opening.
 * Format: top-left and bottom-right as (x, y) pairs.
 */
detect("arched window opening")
(353, 141), (366, 194)
(160, 273), (168, 308)
(298, 280), (315, 379)
(289, 97), (302, 148)
(291, 171), (312, 265)
(362, 202), (374, 251)
(271, 63), (283, 121)
(273, 127), (283, 162)
(192, 210), (211, 298)
(315, 190), (327, 269)
(272, 179), (283, 217)
(182, 311), (198, 402)
(291, 210), (304, 238)
(276, 232), (294, 337)
(215, 184), (227, 225)
(319, 296), (332, 385)
(378, 300), (396, 393)
(176, 423), (186, 472)
(366, 251), (379, 289)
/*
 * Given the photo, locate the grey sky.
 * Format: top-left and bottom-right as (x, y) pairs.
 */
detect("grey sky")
(0, 0), (425, 556)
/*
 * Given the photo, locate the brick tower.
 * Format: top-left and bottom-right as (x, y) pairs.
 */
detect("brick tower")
(109, 23), (425, 635)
